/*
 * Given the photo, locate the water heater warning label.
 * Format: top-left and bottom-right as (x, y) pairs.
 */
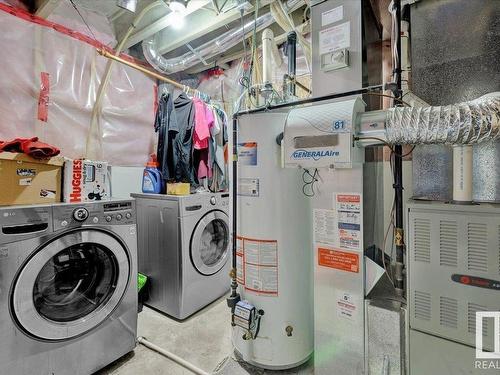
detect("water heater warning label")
(318, 247), (359, 273)
(238, 178), (259, 197)
(335, 193), (362, 250)
(236, 236), (278, 296)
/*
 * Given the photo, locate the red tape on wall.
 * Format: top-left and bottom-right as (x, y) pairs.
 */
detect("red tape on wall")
(38, 72), (50, 122)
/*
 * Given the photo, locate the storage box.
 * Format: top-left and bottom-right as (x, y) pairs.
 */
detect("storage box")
(0, 153), (63, 206)
(63, 158), (110, 202)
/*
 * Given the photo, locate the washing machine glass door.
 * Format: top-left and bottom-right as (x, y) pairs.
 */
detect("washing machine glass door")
(191, 210), (229, 276)
(12, 229), (130, 341)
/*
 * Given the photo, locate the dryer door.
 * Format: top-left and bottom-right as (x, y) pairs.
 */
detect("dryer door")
(11, 229), (130, 341)
(190, 210), (229, 276)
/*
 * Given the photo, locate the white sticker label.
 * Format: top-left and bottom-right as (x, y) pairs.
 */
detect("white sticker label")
(322, 5), (343, 26)
(336, 291), (357, 321)
(240, 237), (278, 296)
(319, 21), (350, 54)
(335, 193), (362, 250)
(313, 208), (338, 246)
(238, 142), (258, 166)
(19, 178), (32, 186)
(238, 178), (259, 197)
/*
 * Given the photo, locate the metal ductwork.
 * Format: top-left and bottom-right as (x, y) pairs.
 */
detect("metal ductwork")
(385, 92), (500, 145)
(142, 0), (302, 74)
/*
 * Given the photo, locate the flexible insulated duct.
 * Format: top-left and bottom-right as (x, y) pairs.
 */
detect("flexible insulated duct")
(385, 93), (500, 145)
(142, 0), (302, 74)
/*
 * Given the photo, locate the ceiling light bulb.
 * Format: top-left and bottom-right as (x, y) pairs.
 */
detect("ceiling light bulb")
(170, 11), (186, 29)
(169, 0), (188, 12)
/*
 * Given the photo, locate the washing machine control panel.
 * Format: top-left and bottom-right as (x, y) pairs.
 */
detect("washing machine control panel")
(53, 200), (135, 230)
(73, 207), (89, 222)
(0, 206), (51, 240)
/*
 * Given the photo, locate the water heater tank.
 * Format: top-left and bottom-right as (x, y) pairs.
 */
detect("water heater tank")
(233, 112), (313, 369)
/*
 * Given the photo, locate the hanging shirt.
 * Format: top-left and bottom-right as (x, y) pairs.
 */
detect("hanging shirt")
(193, 98), (214, 150)
(209, 107), (226, 191)
(173, 93), (196, 184)
(154, 93), (178, 181)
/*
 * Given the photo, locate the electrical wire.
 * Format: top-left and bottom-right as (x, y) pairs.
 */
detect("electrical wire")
(354, 137), (416, 158)
(302, 168), (319, 197)
(364, 92), (410, 107)
(68, 0), (98, 43)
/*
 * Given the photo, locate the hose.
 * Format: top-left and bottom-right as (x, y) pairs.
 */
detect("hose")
(137, 336), (210, 375)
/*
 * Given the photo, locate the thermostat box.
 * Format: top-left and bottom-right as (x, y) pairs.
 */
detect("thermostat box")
(0, 153), (63, 206)
(63, 158), (110, 203)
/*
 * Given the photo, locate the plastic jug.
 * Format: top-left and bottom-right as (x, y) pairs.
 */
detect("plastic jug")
(142, 155), (163, 194)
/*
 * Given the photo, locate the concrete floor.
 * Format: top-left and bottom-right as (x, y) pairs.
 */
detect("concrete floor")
(98, 296), (232, 374)
(97, 296), (313, 375)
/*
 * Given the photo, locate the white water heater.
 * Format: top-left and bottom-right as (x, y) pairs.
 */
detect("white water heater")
(233, 111), (313, 369)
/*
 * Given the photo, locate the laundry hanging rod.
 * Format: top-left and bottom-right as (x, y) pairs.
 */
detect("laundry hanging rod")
(98, 49), (202, 95)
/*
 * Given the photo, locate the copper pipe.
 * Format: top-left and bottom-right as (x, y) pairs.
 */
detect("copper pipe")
(98, 49), (191, 92)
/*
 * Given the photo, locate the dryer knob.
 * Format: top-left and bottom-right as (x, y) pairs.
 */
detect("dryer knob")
(210, 196), (216, 205)
(73, 207), (89, 222)
(116, 214), (123, 221)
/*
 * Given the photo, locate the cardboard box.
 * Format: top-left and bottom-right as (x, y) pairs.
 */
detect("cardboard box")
(0, 153), (63, 206)
(166, 182), (190, 195)
(63, 158), (110, 202)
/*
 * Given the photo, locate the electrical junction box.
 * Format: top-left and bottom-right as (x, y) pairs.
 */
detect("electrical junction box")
(283, 98), (365, 169)
(321, 48), (349, 71)
(232, 300), (256, 330)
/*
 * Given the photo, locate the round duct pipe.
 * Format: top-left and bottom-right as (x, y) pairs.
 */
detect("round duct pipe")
(142, 0), (303, 74)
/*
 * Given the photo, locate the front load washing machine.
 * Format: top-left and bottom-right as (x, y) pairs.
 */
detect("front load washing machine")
(0, 200), (137, 375)
(132, 192), (230, 319)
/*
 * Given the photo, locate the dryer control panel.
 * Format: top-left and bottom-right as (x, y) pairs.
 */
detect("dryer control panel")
(53, 200), (135, 230)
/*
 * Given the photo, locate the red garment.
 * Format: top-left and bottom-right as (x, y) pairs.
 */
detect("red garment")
(0, 137), (38, 153)
(23, 140), (60, 158)
(0, 137), (60, 158)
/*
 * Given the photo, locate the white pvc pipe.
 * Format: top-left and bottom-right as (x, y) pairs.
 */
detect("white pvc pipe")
(137, 337), (210, 375)
(262, 28), (274, 85)
(453, 145), (473, 202)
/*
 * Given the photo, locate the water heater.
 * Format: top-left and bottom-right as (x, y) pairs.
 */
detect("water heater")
(233, 111), (313, 369)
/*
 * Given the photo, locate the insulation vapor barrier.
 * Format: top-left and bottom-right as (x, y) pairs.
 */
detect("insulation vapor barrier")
(385, 93), (500, 145)
(0, 4), (156, 166)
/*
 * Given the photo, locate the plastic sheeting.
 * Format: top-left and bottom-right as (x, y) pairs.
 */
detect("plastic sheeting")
(0, 5), (156, 166)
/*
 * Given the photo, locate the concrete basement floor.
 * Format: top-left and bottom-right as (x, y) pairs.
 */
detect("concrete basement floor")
(97, 295), (313, 375)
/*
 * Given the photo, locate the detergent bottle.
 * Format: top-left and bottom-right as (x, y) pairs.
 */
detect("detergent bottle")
(142, 154), (163, 194)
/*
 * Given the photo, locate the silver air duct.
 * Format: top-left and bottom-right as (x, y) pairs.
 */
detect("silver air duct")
(142, 0), (302, 74)
(385, 93), (500, 145)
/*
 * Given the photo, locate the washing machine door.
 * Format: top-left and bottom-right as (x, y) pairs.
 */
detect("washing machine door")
(11, 229), (130, 341)
(190, 210), (229, 276)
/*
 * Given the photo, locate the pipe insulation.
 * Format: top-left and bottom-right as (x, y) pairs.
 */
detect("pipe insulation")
(142, 0), (302, 74)
(262, 28), (274, 85)
(137, 337), (210, 375)
(385, 92), (500, 145)
(453, 145), (473, 202)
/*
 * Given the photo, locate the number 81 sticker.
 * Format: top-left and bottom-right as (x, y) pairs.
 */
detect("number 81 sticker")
(332, 120), (349, 132)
